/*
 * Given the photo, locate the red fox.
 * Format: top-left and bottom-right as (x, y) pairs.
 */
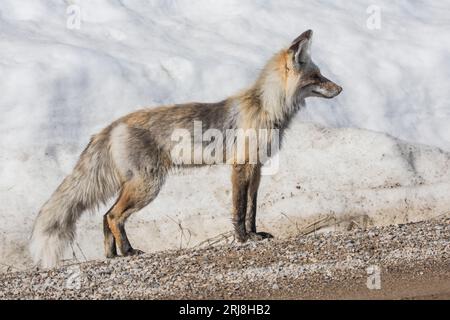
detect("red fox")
(30, 30), (342, 268)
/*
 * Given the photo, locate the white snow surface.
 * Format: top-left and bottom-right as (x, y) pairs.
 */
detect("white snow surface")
(1, 0), (450, 269)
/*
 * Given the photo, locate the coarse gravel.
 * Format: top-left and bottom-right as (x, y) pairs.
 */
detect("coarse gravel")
(0, 217), (449, 299)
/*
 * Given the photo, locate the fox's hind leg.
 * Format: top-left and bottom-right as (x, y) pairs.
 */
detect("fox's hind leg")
(104, 124), (169, 258)
(105, 173), (165, 257)
(103, 211), (118, 258)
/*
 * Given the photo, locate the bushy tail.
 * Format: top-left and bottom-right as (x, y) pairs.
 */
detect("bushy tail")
(30, 134), (121, 268)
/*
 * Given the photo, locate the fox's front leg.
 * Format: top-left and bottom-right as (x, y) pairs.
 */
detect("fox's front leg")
(245, 164), (260, 234)
(231, 164), (273, 242)
(231, 164), (249, 242)
(245, 165), (273, 241)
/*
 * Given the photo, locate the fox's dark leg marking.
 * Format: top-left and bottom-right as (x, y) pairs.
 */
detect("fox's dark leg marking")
(245, 165), (273, 241)
(232, 164), (250, 242)
(245, 165), (261, 234)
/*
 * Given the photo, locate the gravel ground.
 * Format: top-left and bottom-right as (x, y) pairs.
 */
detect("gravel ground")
(0, 217), (449, 300)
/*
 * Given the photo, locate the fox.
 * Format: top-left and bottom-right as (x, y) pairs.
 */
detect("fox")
(30, 30), (342, 268)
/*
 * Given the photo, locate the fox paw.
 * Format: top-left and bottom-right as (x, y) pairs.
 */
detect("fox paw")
(106, 252), (118, 259)
(248, 232), (274, 241)
(124, 248), (145, 257)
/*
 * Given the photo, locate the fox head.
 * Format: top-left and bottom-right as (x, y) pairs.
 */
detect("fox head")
(256, 30), (342, 123)
(285, 30), (342, 100)
(284, 30), (342, 99)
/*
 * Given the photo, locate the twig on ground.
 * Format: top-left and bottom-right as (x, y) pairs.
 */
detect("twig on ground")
(299, 215), (335, 236)
(166, 215), (192, 249)
(194, 231), (234, 248)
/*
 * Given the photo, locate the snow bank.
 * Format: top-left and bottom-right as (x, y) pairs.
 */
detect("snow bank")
(0, 0), (449, 269)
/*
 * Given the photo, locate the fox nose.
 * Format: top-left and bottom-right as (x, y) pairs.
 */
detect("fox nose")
(337, 86), (343, 94)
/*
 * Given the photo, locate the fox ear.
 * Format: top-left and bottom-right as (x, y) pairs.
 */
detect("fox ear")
(289, 30), (313, 65)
